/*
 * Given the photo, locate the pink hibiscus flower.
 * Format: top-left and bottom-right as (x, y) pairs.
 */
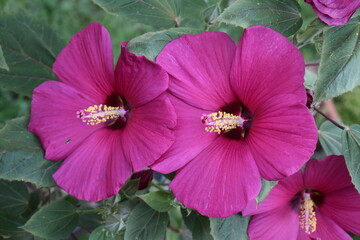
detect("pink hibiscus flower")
(305, 0), (360, 26)
(28, 22), (176, 201)
(151, 26), (318, 217)
(245, 155), (360, 240)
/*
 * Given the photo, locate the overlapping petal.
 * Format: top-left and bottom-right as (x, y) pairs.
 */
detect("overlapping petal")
(53, 129), (132, 201)
(28, 81), (102, 160)
(170, 138), (261, 217)
(53, 22), (114, 102)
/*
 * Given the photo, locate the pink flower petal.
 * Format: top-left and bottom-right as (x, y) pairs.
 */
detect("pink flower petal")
(230, 26), (306, 112)
(28, 81), (102, 160)
(304, 156), (353, 193)
(151, 94), (217, 174)
(53, 22), (115, 102)
(115, 46), (169, 107)
(311, 0), (359, 17)
(243, 170), (304, 216)
(309, 211), (352, 240)
(156, 31), (237, 110)
(121, 93), (176, 172)
(170, 138), (261, 217)
(247, 94), (317, 180)
(247, 205), (300, 240)
(53, 129), (132, 201)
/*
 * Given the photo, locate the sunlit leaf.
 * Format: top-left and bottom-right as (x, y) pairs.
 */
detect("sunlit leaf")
(256, 178), (277, 204)
(139, 191), (175, 212)
(318, 120), (343, 155)
(0, 45), (9, 71)
(210, 214), (249, 240)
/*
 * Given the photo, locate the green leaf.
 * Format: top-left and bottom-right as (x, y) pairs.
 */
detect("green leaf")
(0, 213), (32, 240)
(216, 0), (302, 37)
(139, 191), (175, 212)
(315, 18), (360, 101)
(90, 226), (117, 240)
(0, 179), (29, 215)
(124, 202), (169, 240)
(126, 27), (202, 60)
(318, 120), (343, 155)
(203, 4), (221, 24)
(342, 124), (360, 193)
(21, 200), (79, 240)
(256, 178), (277, 204)
(181, 209), (213, 240)
(0, 45), (9, 71)
(0, 117), (61, 187)
(105, 207), (130, 233)
(0, 11), (65, 96)
(210, 214), (249, 240)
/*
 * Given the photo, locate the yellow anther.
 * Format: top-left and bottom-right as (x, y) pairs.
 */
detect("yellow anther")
(299, 193), (317, 234)
(202, 111), (245, 134)
(77, 104), (126, 126)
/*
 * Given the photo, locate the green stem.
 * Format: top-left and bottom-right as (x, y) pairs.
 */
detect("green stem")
(296, 28), (323, 49)
(151, 182), (167, 192)
(76, 208), (100, 214)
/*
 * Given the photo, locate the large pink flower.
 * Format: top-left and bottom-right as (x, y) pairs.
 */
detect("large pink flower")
(28, 22), (176, 201)
(151, 26), (318, 217)
(305, 0), (360, 26)
(245, 156), (360, 240)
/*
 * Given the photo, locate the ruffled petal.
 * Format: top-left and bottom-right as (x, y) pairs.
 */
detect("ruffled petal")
(157, 31), (237, 110)
(247, 94), (317, 180)
(151, 94), (218, 174)
(53, 129), (132, 201)
(53, 22), (114, 102)
(28, 81), (102, 160)
(243, 170), (304, 216)
(115, 46), (169, 107)
(247, 205), (300, 240)
(121, 93), (176, 172)
(230, 26), (306, 112)
(304, 156), (353, 193)
(308, 211), (352, 240)
(170, 138), (261, 217)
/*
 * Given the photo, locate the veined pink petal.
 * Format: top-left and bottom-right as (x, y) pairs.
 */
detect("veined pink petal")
(247, 205), (299, 240)
(151, 94), (217, 174)
(115, 46), (169, 107)
(121, 93), (176, 172)
(170, 138), (261, 217)
(157, 31), (237, 110)
(28, 81), (102, 160)
(230, 26), (306, 112)
(53, 129), (132, 201)
(247, 94), (317, 180)
(309, 211), (352, 240)
(53, 22), (114, 102)
(304, 156), (353, 193)
(243, 170), (304, 216)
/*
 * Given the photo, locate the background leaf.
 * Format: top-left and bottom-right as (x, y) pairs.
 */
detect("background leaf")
(0, 213), (32, 240)
(0, 11), (65, 96)
(0, 45), (9, 71)
(342, 124), (360, 193)
(216, 0), (302, 36)
(314, 17), (360, 101)
(90, 226), (118, 240)
(139, 191), (175, 212)
(256, 178), (277, 204)
(181, 209), (213, 240)
(318, 120), (343, 155)
(210, 214), (249, 240)
(21, 200), (79, 240)
(124, 202), (169, 240)
(126, 27), (202, 60)
(0, 117), (61, 187)
(0, 179), (29, 215)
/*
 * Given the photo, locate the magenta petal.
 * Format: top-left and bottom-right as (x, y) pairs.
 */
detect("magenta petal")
(121, 93), (176, 172)
(157, 31), (237, 110)
(115, 46), (169, 107)
(170, 138), (261, 217)
(230, 26), (306, 112)
(151, 94), (217, 174)
(247, 94), (317, 180)
(28, 81), (102, 160)
(243, 170), (304, 216)
(304, 156), (353, 193)
(53, 22), (114, 102)
(248, 205), (300, 240)
(309, 211), (352, 240)
(53, 129), (132, 201)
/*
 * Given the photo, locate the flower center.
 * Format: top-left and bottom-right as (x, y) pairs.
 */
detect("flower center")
(299, 192), (317, 234)
(77, 104), (127, 126)
(202, 111), (246, 134)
